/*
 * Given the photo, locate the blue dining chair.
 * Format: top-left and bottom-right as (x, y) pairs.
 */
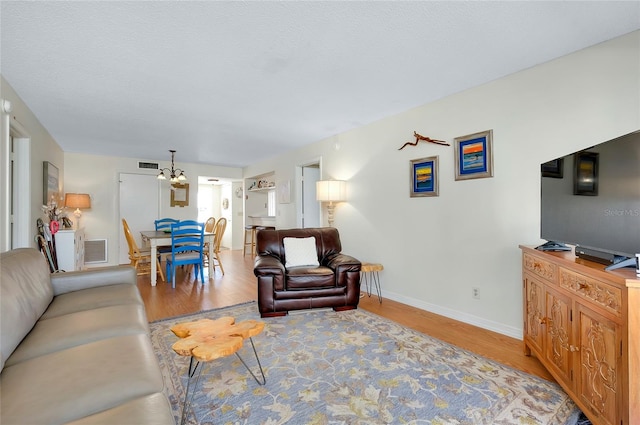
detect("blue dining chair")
(154, 218), (179, 259)
(165, 220), (205, 288)
(155, 218), (179, 231)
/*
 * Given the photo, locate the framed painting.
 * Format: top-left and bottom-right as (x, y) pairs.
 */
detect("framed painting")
(454, 130), (494, 180)
(410, 156), (439, 197)
(278, 180), (291, 204)
(541, 158), (564, 178)
(171, 183), (189, 207)
(43, 161), (60, 205)
(573, 151), (598, 196)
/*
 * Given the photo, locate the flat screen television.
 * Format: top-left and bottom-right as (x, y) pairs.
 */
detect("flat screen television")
(539, 130), (640, 270)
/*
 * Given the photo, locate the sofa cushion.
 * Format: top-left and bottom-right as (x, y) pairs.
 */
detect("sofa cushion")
(50, 265), (137, 296)
(4, 304), (150, 367)
(286, 266), (334, 290)
(0, 334), (164, 425)
(0, 248), (53, 371)
(283, 236), (319, 268)
(40, 283), (142, 320)
(63, 393), (175, 425)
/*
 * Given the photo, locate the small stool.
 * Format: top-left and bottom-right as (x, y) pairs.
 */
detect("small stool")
(243, 225), (258, 256)
(360, 263), (383, 303)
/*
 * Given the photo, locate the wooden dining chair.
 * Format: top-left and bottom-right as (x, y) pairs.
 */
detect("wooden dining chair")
(165, 220), (205, 288)
(122, 218), (165, 281)
(208, 217), (227, 276)
(204, 217), (216, 233)
(203, 216), (216, 257)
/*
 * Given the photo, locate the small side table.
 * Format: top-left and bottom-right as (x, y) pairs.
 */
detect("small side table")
(360, 263), (383, 303)
(171, 317), (266, 425)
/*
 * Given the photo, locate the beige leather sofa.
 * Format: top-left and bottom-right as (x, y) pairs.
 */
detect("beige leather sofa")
(0, 248), (174, 425)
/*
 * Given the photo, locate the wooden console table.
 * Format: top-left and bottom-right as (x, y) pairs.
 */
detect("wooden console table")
(520, 245), (639, 425)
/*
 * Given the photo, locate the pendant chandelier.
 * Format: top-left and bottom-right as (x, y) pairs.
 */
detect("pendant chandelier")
(157, 149), (187, 183)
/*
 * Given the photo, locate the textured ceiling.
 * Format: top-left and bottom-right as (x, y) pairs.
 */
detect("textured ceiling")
(2, 1), (639, 168)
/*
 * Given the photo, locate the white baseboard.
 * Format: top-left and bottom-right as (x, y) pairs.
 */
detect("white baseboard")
(379, 289), (523, 340)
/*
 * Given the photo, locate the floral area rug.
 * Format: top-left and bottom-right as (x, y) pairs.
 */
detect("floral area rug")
(150, 302), (582, 425)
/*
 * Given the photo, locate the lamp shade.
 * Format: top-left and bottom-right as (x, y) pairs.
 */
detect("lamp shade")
(64, 193), (91, 209)
(316, 180), (347, 202)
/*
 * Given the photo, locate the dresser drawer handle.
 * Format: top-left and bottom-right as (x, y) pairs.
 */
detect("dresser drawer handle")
(578, 282), (589, 290)
(570, 345), (580, 352)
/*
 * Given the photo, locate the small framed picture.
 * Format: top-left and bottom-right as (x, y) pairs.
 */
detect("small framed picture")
(278, 180), (291, 204)
(410, 156), (439, 197)
(574, 151), (598, 196)
(170, 183), (190, 207)
(43, 161), (60, 205)
(541, 158), (564, 178)
(454, 130), (494, 180)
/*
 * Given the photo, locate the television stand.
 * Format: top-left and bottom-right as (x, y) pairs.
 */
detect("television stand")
(536, 240), (571, 252)
(520, 245), (640, 425)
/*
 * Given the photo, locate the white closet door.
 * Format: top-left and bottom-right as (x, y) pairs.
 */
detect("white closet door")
(302, 166), (320, 228)
(119, 173), (160, 265)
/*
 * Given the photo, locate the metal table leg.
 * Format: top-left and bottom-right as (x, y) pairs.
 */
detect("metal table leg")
(179, 337), (266, 424)
(235, 337), (266, 385)
(180, 356), (205, 425)
(371, 270), (382, 303)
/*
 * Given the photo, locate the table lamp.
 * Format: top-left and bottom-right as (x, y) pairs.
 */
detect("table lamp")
(64, 193), (91, 229)
(316, 180), (347, 227)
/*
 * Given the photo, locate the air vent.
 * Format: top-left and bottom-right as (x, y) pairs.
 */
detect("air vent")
(85, 239), (107, 263)
(138, 161), (159, 170)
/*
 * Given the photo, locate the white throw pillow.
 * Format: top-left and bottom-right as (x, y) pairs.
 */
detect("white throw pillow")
(283, 236), (319, 268)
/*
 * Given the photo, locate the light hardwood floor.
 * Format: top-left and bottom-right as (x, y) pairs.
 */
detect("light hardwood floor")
(137, 249), (553, 382)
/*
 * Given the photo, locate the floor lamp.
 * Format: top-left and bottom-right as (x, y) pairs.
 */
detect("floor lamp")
(316, 180), (347, 227)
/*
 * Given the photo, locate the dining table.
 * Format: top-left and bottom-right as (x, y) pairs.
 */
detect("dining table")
(140, 230), (215, 286)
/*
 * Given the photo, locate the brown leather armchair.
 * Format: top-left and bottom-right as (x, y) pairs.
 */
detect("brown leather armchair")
(254, 227), (361, 317)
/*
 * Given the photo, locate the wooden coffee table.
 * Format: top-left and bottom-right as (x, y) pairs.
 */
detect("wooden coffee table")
(170, 316), (266, 425)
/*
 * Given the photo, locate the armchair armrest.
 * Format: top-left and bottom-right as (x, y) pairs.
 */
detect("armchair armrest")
(50, 265), (137, 296)
(325, 253), (361, 273)
(253, 255), (285, 277)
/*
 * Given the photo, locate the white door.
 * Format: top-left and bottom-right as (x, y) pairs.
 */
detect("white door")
(119, 173), (160, 264)
(12, 137), (30, 248)
(9, 136), (30, 249)
(302, 165), (320, 228)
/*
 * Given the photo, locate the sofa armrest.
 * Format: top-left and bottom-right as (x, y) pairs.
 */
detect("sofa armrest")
(253, 255), (285, 277)
(50, 265), (137, 296)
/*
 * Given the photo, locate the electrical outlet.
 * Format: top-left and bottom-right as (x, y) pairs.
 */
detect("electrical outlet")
(472, 287), (480, 299)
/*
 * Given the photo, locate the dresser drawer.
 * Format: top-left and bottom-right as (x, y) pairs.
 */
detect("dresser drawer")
(523, 253), (557, 283)
(559, 268), (622, 316)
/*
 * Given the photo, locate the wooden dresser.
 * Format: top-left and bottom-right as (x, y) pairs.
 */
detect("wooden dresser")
(520, 245), (639, 425)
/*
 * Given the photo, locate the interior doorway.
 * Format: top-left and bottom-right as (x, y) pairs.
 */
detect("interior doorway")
(197, 177), (241, 250)
(296, 161), (320, 228)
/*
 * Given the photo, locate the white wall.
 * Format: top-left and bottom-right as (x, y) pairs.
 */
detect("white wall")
(64, 152), (243, 266)
(244, 31), (640, 338)
(219, 183), (233, 249)
(2, 32), (637, 338)
(1, 76), (64, 252)
(230, 181), (244, 249)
